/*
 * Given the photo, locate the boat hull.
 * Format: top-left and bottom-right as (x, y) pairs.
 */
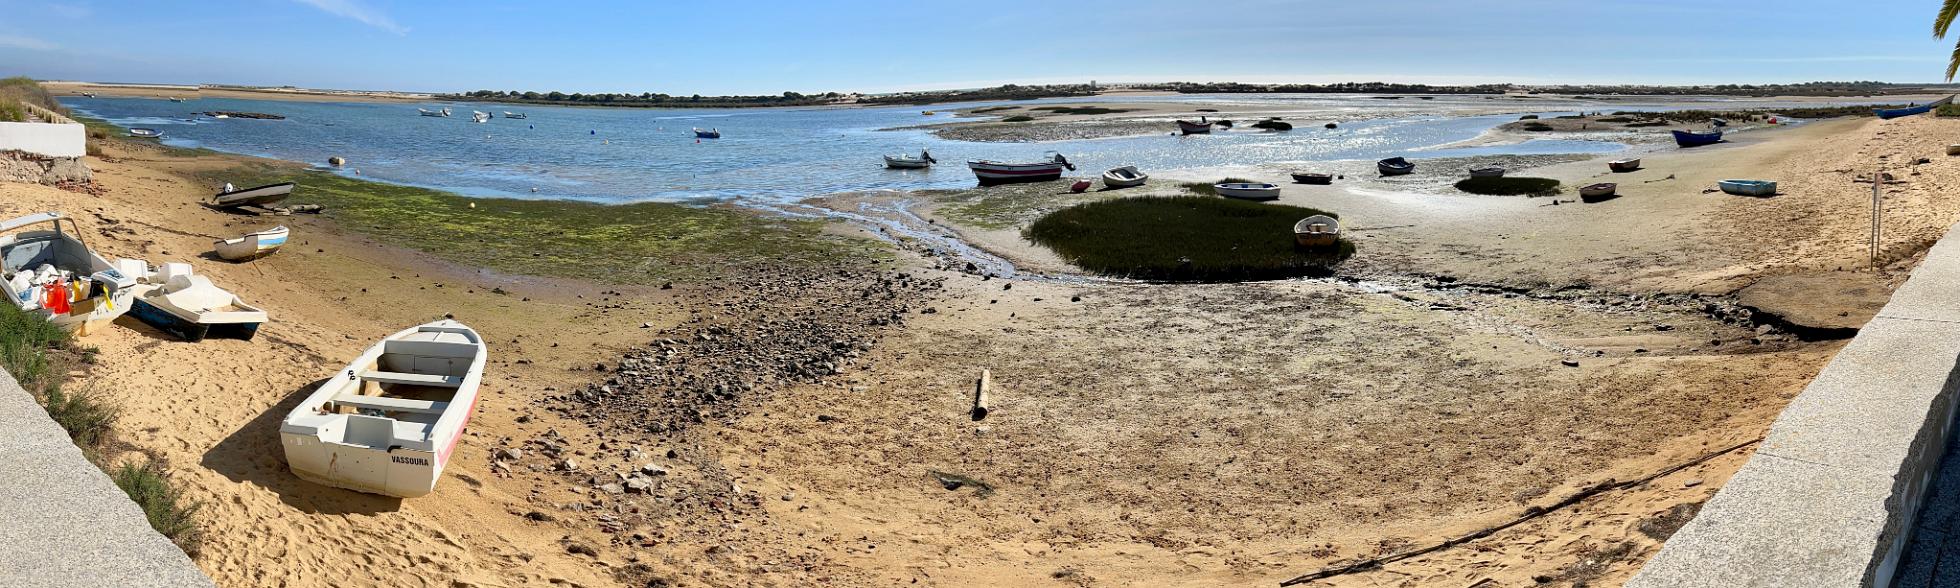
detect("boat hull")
(1609, 159), (1642, 172)
(1102, 167), (1148, 188)
(1377, 158), (1415, 176)
(128, 297), (261, 342)
(1579, 183), (1618, 203)
(884, 156), (931, 169)
(969, 162), (1067, 185)
(1176, 120), (1213, 135)
(1216, 183), (1281, 200)
(214, 227), (288, 261)
(1672, 130), (1722, 148)
(1468, 168), (1505, 178)
(1293, 215), (1341, 248)
(211, 183), (296, 208)
(1718, 180), (1777, 196)
(1291, 173), (1333, 185)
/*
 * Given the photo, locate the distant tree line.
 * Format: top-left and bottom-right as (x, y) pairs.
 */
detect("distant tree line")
(440, 89), (848, 108)
(855, 84), (1099, 105)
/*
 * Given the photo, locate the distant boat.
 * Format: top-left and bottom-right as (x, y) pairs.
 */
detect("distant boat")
(168, 97), (184, 103)
(418, 108), (451, 117)
(80, 92), (95, 98)
(922, 111), (935, 116)
(1579, 183), (1618, 203)
(1176, 119), (1214, 135)
(1468, 166), (1505, 178)
(1293, 215), (1340, 248)
(1672, 129), (1722, 148)
(1609, 158), (1642, 172)
(1718, 179), (1777, 196)
(694, 128), (721, 139)
(1102, 165), (1148, 188)
(128, 128), (164, 138)
(1215, 182), (1281, 200)
(502, 112), (527, 119)
(1377, 157), (1416, 176)
(212, 225), (289, 261)
(884, 149), (936, 169)
(209, 182), (296, 209)
(1875, 96), (1953, 119)
(967, 153), (1074, 185)
(1291, 172), (1333, 185)
(470, 111), (491, 123)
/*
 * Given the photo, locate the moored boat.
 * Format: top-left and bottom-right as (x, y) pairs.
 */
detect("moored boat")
(694, 128), (721, 139)
(1468, 166), (1505, 178)
(418, 107), (451, 117)
(1579, 183), (1618, 203)
(1102, 166), (1148, 188)
(1215, 182), (1281, 200)
(128, 128), (164, 138)
(127, 274), (267, 342)
(1176, 119), (1214, 135)
(1718, 179), (1777, 196)
(209, 182), (296, 209)
(1291, 172), (1333, 185)
(169, 97), (184, 103)
(212, 225), (289, 261)
(884, 149), (936, 169)
(470, 111), (491, 123)
(1609, 158), (1642, 172)
(1293, 215), (1341, 248)
(1377, 157), (1416, 176)
(280, 319), (488, 498)
(1672, 129), (1722, 148)
(502, 112), (526, 119)
(967, 153), (1074, 185)
(0, 212), (139, 336)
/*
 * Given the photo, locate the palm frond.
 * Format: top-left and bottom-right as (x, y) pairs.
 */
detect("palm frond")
(1939, 0), (1960, 37)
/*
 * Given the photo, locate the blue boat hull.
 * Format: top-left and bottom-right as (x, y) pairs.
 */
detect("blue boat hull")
(128, 298), (261, 343)
(1876, 104), (1935, 119)
(1672, 130), (1722, 148)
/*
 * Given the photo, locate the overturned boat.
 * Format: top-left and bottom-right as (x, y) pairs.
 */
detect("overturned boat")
(281, 319), (487, 498)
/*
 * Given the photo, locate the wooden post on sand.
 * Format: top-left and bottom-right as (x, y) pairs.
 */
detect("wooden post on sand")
(972, 369), (991, 422)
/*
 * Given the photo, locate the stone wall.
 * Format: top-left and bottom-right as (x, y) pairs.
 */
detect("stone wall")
(0, 150), (90, 185)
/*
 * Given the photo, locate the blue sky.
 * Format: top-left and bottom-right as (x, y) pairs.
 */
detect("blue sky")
(2, 0), (1955, 94)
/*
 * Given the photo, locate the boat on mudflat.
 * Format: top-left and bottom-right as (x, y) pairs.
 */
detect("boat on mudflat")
(128, 128), (164, 138)
(1609, 158), (1642, 172)
(1876, 96), (1953, 119)
(1102, 166), (1148, 188)
(968, 153), (1074, 186)
(209, 182), (296, 209)
(1672, 129), (1723, 148)
(1579, 183), (1618, 203)
(1718, 179), (1776, 196)
(1468, 166), (1505, 178)
(1291, 172), (1333, 185)
(213, 226), (289, 261)
(280, 319), (487, 498)
(1176, 119), (1214, 135)
(1377, 157), (1415, 176)
(1293, 215), (1340, 248)
(1215, 182), (1281, 200)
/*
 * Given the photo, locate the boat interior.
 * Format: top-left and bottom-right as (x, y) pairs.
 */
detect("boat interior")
(322, 331), (477, 449)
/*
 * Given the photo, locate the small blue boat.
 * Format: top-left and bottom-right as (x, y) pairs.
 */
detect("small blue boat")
(1875, 96), (1951, 120)
(693, 127), (721, 139)
(1672, 129), (1722, 148)
(1718, 179), (1777, 197)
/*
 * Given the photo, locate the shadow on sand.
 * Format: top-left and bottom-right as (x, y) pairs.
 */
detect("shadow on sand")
(200, 376), (403, 515)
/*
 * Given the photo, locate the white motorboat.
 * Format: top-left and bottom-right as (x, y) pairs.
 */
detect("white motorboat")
(1102, 165), (1148, 188)
(209, 182), (296, 209)
(127, 274), (267, 342)
(0, 212), (139, 336)
(1214, 182), (1282, 200)
(281, 319), (488, 498)
(968, 153), (1074, 185)
(884, 149), (937, 169)
(502, 112), (527, 119)
(471, 111), (491, 123)
(212, 226), (288, 261)
(418, 107), (452, 117)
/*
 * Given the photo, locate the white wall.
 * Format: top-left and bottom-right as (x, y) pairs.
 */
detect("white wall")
(0, 121), (85, 158)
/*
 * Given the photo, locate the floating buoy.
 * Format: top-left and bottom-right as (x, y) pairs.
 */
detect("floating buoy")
(590, 130), (596, 135)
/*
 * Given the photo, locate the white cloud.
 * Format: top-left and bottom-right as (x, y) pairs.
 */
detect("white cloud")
(0, 34), (58, 51)
(292, 0), (408, 35)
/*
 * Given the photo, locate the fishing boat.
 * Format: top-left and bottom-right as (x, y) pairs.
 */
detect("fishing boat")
(1176, 119), (1214, 135)
(280, 319), (488, 498)
(0, 212), (139, 336)
(1579, 183), (1618, 203)
(417, 107), (451, 117)
(1215, 182), (1281, 200)
(1293, 215), (1341, 248)
(212, 226), (289, 261)
(1672, 129), (1723, 148)
(694, 128), (721, 139)
(1609, 158), (1642, 172)
(884, 149), (936, 169)
(502, 112), (526, 119)
(1102, 166), (1148, 188)
(1875, 96), (1954, 119)
(209, 182), (296, 209)
(967, 153), (1074, 186)
(1468, 166), (1506, 178)
(128, 128), (164, 138)
(1718, 179), (1777, 196)
(470, 111), (491, 123)
(127, 274), (266, 342)
(1291, 172), (1334, 185)
(1377, 157), (1416, 176)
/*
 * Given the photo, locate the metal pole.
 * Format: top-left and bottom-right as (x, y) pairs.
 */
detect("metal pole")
(1872, 166), (1882, 269)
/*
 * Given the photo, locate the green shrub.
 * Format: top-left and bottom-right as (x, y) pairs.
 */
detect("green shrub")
(1180, 178), (1253, 196)
(1520, 122), (1554, 131)
(1024, 196), (1354, 282)
(43, 386), (117, 448)
(112, 461), (204, 555)
(1938, 104), (1960, 117)
(1456, 176), (1562, 196)
(0, 302), (68, 390)
(1001, 115), (1034, 122)
(0, 100), (23, 123)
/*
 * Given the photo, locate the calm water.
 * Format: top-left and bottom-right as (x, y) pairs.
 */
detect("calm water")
(64, 93), (1893, 205)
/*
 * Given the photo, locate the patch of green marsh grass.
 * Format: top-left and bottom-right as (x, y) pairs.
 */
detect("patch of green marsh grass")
(202, 164), (887, 283)
(1025, 196), (1354, 282)
(112, 461), (204, 556)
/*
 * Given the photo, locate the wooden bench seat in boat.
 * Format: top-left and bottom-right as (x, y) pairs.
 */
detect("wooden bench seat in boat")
(333, 393), (450, 415)
(358, 370), (463, 388)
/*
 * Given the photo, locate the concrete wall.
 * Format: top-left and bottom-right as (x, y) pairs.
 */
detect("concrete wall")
(0, 367), (215, 587)
(1629, 220), (1960, 587)
(0, 120), (85, 158)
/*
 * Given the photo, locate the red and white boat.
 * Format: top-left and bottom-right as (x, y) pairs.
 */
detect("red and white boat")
(1176, 119), (1214, 135)
(968, 153), (1074, 186)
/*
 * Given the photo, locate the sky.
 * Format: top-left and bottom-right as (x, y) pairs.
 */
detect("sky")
(1, 0), (1956, 95)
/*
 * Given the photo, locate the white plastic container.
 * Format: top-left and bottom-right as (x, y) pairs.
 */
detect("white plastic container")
(156, 262), (194, 285)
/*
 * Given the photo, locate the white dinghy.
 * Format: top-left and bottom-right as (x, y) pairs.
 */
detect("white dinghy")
(209, 182), (296, 209)
(0, 212), (138, 336)
(281, 319), (487, 498)
(213, 225), (288, 261)
(1102, 165), (1148, 188)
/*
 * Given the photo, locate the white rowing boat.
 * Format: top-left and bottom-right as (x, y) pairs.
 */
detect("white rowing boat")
(1215, 182), (1281, 200)
(1294, 215), (1341, 248)
(1102, 165), (1148, 188)
(209, 182), (295, 209)
(213, 225), (288, 261)
(281, 319), (487, 498)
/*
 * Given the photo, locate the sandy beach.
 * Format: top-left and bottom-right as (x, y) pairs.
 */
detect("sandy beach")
(42, 81), (434, 103)
(8, 99), (1959, 588)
